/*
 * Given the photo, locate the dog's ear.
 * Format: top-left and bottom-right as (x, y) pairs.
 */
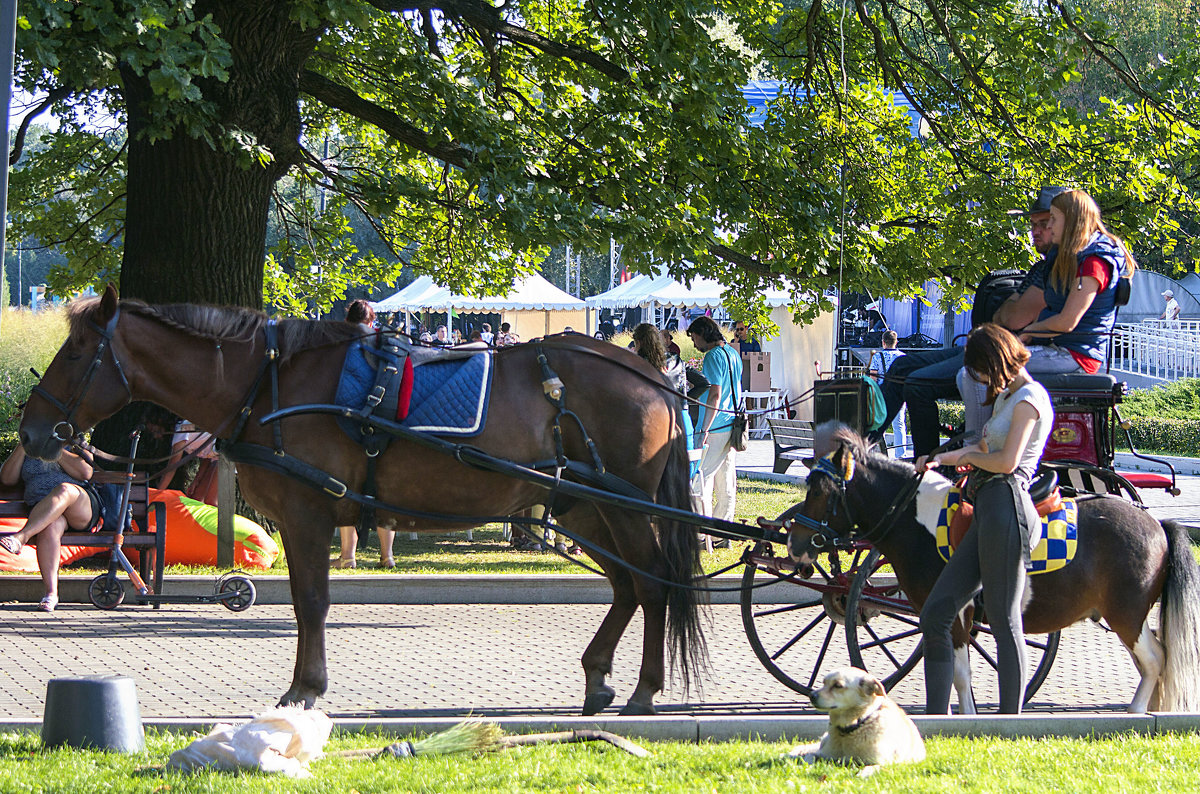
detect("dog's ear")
(801, 457), (815, 470)
(862, 675), (885, 697)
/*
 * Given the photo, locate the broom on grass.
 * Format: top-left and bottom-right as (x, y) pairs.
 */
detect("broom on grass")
(327, 720), (650, 760)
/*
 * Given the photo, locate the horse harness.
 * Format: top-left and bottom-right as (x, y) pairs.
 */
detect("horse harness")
(220, 328), (653, 529)
(796, 452), (925, 556)
(30, 306), (132, 444)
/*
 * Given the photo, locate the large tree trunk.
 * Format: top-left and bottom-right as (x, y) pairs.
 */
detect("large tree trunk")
(118, 1), (321, 309)
(97, 2), (321, 460)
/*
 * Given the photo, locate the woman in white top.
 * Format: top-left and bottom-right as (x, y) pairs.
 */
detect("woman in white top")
(916, 323), (1054, 714)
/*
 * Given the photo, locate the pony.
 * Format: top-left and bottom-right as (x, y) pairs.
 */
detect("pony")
(788, 422), (1200, 713)
(18, 286), (707, 716)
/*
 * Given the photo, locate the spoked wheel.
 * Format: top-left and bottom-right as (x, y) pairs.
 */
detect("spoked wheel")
(217, 575), (256, 612)
(843, 548), (924, 691)
(1043, 462), (1142, 503)
(88, 574), (125, 610)
(843, 548), (1060, 705)
(740, 539), (879, 696)
(966, 622), (1060, 705)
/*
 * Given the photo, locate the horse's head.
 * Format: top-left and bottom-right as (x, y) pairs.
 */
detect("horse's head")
(786, 421), (914, 564)
(20, 285), (132, 459)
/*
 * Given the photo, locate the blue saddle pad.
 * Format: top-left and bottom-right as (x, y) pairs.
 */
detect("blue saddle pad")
(401, 353), (493, 436)
(335, 346), (493, 437)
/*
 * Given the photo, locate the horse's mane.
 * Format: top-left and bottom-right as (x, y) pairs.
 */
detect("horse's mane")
(813, 420), (916, 479)
(68, 297), (359, 361)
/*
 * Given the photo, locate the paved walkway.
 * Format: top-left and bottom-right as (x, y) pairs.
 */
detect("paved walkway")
(0, 602), (1144, 722)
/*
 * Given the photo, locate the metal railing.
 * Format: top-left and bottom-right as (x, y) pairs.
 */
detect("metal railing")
(1111, 321), (1200, 381)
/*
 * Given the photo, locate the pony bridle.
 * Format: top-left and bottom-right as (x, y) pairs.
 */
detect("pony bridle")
(30, 307), (132, 443)
(797, 449), (924, 556)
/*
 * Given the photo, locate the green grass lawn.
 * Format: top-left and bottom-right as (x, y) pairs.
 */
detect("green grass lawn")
(29, 478), (806, 578)
(3, 730), (1200, 792)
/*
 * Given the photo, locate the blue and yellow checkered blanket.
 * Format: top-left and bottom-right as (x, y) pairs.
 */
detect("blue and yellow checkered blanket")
(935, 488), (1079, 574)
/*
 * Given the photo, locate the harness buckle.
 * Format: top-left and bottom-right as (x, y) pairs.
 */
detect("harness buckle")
(324, 479), (348, 498)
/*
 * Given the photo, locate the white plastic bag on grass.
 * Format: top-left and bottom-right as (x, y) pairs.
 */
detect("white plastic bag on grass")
(166, 706), (333, 778)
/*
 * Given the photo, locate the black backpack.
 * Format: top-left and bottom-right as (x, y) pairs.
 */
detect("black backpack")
(971, 269), (1025, 328)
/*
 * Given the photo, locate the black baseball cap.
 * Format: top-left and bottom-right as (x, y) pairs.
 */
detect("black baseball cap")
(1010, 185), (1068, 216)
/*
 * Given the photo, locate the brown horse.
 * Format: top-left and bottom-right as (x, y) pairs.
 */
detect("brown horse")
(18, 286), (707, 716)
(789, 422), (1200, 713)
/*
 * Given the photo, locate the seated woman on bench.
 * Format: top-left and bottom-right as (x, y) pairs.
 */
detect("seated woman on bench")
(0, 445), (100, 612)
(959, 188), (1135, 440)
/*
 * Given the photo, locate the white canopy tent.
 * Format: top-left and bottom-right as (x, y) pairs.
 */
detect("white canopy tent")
(371, 273), (587, 339)
(586, 274), (833, 420)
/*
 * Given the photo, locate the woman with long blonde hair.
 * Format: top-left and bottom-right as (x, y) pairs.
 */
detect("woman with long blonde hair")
(959, 188), (1134, 437)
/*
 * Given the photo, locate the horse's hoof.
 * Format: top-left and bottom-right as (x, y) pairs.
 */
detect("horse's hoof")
(619, 701), (656, 716)
(582, 690), (615, 716)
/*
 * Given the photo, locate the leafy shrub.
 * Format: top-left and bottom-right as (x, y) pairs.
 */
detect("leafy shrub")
(0, 307), (68, 434)
(1121, 379), (1200, 421)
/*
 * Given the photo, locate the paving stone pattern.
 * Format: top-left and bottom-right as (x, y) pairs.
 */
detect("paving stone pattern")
(0, 603), (1138, 720)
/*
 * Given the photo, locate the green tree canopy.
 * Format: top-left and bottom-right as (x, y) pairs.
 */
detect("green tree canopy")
(7, 0), (1200, 321)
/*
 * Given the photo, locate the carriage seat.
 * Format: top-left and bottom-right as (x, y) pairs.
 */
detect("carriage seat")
(1030, 372), (1117, 393)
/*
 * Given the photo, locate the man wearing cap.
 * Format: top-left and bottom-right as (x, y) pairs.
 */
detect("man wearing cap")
(873, 186), (1066, 457)
(1161, 289), (1181, 323)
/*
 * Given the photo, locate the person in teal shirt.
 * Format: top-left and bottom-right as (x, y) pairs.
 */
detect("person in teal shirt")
(687, 317), (743, 538)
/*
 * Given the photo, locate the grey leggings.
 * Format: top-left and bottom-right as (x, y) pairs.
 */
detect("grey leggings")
(920, 476), (1036, 714)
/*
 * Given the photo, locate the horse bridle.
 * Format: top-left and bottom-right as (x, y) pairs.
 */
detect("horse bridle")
(796, 449), (925, 556)
(29, 306), (132, 443)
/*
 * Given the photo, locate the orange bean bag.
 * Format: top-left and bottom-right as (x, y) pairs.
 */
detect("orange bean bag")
(145, 489), (279, 569)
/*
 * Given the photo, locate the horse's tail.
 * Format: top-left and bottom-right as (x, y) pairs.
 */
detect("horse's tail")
(1158, 519), (1200, 711)
(657, 420), (709, 693)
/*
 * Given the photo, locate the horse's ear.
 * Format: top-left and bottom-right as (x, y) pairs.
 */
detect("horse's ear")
(99, 284), (118, 322)
(835, 441), (856, 481)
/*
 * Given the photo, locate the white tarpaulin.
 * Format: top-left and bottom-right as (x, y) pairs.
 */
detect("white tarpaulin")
(586, 273), (794, 309)
(371, 273), (586, 312)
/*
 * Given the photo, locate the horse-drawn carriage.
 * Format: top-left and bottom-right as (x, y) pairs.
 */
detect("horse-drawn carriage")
(739, 363), (1188, 711)
(18, 285), (1198, 716)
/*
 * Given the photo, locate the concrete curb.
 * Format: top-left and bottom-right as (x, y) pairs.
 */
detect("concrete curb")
(1, 713), (1197, 742)
(10, 572), (797, 606)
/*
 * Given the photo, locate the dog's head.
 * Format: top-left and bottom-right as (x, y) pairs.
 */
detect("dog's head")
(809, 667), (886, 712)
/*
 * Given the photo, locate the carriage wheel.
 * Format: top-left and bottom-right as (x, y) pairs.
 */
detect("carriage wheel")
(740, 539), (878, 696)
(841, 548), (924, 691)
(88, 574), (125, 610)
(843, 548), (1060, 705)
(218, 576), (256, 612)
(965, 622), (1060, 704)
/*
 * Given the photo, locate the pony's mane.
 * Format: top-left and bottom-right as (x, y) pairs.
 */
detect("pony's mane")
(813, 420), (915, 478)
(68, 297), (359, 360)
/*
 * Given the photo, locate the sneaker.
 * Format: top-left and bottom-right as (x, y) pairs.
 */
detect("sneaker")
(554, 542), (570, 555)
(38, 594), (58, 612)
(712, 539), (731, 549)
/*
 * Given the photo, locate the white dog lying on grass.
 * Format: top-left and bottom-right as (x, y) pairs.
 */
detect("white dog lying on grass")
(788, 667), (926, 775)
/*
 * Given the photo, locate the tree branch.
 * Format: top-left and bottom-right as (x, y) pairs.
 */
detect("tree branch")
(10, 86), (73, 165)
(365, 0), (632, 84)
(298, 70), (474, 168)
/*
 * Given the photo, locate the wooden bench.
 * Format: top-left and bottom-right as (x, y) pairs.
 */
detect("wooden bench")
(0, 473), (166, 606)
(767, 418), (815, 475)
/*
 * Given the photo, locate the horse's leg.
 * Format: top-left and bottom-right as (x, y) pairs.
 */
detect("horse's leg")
(274, 511), (334, 708)
(1124, 618), (1165, 713)
(594, 507), (671, 717)
(952, 642), (977, 715)
(566, 507), (638, 715)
